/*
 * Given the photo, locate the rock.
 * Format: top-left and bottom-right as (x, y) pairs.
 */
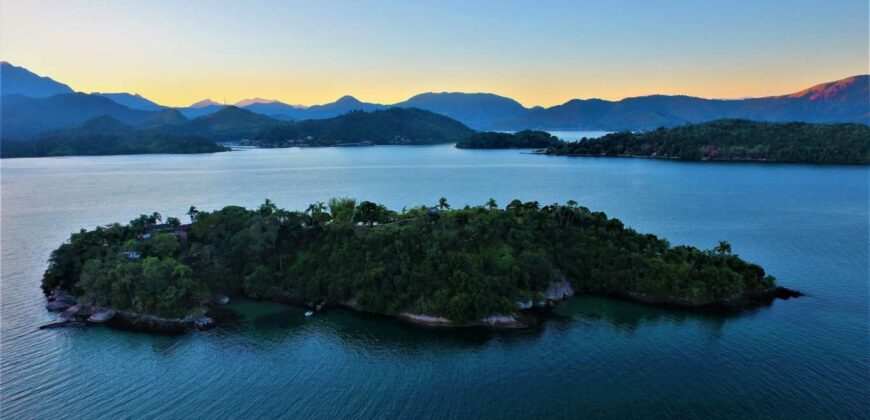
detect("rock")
(46, 299), (75, 312)
(88, 308), (117, 323)
(774, 286), (803, 300)
(479, 314), (526, 328)
(544, 279), (575, 301)
(398, 312), (453, 327)
(184, 315), (215, 330)
(58, 304), (82, 321)
(212, 294), (230, 305)
(515, 300), (533, 310)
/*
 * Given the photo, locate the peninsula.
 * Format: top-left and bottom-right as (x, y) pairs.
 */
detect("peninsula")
(544, 119), (870, 164)
(42, 198), (799, 333)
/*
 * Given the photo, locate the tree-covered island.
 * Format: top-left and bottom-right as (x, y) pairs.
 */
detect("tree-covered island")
(42, 198), (800, 333)
(455, 130), (559, 149)
(545, 119), (870, 164)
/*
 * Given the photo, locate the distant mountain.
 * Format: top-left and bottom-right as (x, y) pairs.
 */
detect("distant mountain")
(255, 107), (473, 146)
(190, 99), (222, 108)
(1, 93), (186, 139)
(299, 95), (386, 119)
(93, 92), (165, 111)
(242, 101), (305, 120)
(169, 106), (285, 141)
(495, 75), (869, 130)
(177, 104), (226, 119)
(3, 63), (866, 135)
(1, 62), (74, 97)
(1, 115), (225, 158)
(394, 92), (528, 130)
(234, 97), (278, 107)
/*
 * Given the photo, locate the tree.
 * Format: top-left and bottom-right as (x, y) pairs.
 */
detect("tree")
(354, 201), (390, 225)
(714, 241), (732, 256)
(187, 206), (199, 222)
(328, 197), (357, 226)
(305, 201), (331, 226)
(486, 198), (498, 210)
(259, 199), (278, 216)
(438, 197), (450, 210)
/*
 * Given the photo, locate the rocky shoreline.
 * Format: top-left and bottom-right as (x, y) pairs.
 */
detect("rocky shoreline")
(41, 281), (803, 335)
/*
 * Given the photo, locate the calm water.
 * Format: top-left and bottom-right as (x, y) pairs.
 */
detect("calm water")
(1, 143), (868, 419)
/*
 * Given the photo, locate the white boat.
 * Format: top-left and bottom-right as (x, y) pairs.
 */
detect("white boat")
(304, 311), (314, 317)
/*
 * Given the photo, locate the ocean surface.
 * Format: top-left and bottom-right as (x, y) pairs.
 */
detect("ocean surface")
(1, 141), (868, 419)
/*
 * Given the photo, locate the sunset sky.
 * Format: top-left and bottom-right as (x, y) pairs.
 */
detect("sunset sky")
(1, 0), (867, 107)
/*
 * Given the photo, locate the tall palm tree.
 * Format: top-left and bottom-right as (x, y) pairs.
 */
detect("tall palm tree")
(486, 198), (497, 210)
(714, 241), (732, 256)
(187, 205), (199, 222)
(438, 197), (450, 210)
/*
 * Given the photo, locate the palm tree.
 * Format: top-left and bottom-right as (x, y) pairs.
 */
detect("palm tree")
(259, 199), (277, 216)
(438, 197), (450, 210)
(187, 205), (199, 222)
(486, 198), (497, 210)
(150, 212), (162, 225)
(714, 240), (732, 256)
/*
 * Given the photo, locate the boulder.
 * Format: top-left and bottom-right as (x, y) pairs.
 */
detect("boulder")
(212, 294), (230, 305)
(544, 279), (575, 301)
(88, 308), (117, 323)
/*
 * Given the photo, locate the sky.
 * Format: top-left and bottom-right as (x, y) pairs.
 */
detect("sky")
(1, 0), (867, 107)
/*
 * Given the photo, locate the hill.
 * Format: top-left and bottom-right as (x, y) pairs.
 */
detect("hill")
(1, 116), (226, 158)
(170, 106), (286, 141)
(0, 93), (187, 139)
(255, 107), (474, 146)
(394, 92), (528, 130)
(456, 130), (559, 149)
(545, 119), (870, 164)
(1, 61), (74, 97)
(94, 92), (166, 111)
(496, 75), (869, 130)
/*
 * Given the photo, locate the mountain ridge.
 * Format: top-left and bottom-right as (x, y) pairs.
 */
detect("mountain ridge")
(2, 62), (867, 133)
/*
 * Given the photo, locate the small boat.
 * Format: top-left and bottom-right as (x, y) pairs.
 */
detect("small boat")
(304, 311), (314, 317)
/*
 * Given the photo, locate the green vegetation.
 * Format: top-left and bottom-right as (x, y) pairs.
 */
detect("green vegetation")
(545, 119), (870, 164)
(455, 130), (559, 149)
(1, 116), (227, 158)
(44, 198), (778, 322)
(254, 108), (474, 146)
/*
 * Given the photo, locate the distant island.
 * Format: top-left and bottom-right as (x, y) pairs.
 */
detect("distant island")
(252, 107), (474, 147)
(543, 120), (870, 164)
(455, 130), (559, 149)
(41, 198), (800, 333)
(1, 116), (228, 158)
(1, 106), (474, 158)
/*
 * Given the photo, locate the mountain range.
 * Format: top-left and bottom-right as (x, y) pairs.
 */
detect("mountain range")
(1, 61), (867, 140)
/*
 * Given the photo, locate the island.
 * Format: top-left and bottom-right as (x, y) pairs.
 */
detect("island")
(252, 107), (474, 147)
(455, 130), (559, 149)
(1, 116), (228, 158)
(544, 119), (870, 164)
(41, 198), (800, 334)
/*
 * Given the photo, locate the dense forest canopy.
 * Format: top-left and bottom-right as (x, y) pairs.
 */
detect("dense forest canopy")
(545, 119), (870, 164)
(455, 130), (559, 149)
(44, 198), (776, 322)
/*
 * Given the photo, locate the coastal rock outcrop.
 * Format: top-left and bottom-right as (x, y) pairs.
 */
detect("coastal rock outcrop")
(544, 279), (575, 301)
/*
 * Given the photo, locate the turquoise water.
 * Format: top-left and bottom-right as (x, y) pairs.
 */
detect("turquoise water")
(1, 144), (868, 418)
